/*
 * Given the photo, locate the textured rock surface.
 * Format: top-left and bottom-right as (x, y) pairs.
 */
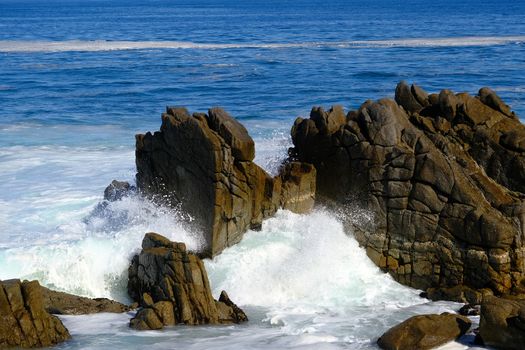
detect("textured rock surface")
(291, 82), (525, 300)
(127, 232), (247, 330)
(377, 313), (471, 350)
(41, 285), (129, 315)
(136, 107), (315, 257)
(479, 295), (525, 349)
(0, 279), (70, 349)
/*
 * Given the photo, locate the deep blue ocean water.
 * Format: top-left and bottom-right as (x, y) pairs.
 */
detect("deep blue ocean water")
(0, 1), (524, 349)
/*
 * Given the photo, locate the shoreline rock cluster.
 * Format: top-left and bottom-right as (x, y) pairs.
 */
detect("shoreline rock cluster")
(2, 83), (525, 349)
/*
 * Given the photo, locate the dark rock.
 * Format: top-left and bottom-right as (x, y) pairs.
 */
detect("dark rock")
(41, 286), (129, 315)
(377, 313), (471, 350)
(0, 279), (70, 349)
(458, 303), (480, 316)
(395, 81), (423, 114)
(136, 107), (315, 257)
(291, 83), (525, 298)
(127, 233), (247, 330)
(479, 295), (525, 350)
(479, 87), (513, 117)
(103, 180), (135, 201)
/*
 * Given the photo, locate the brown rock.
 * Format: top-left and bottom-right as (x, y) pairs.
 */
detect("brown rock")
(136, 107), (315, 257)
(479, 295), (525, 350)
(0, 280), (70, 349)
(479, 87), (513, 117)
(279, 162), (316, 213)
(377, 313), (471, 350)
(291, 82), (525, 298)
(128, 233), (247, 330)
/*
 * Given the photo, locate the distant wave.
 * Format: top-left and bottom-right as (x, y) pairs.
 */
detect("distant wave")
(0, 36), (524, 52)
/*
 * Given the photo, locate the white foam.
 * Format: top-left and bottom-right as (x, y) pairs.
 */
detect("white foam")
(0, 36), (524, 52)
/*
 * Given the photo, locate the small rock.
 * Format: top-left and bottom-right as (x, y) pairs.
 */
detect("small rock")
(377, 313), (471, 350)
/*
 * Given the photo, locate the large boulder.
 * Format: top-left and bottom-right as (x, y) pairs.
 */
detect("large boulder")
(377, 313), (471, 350)
(291, 83), (525, 301)
(136, 107), (315, 257)
(0, 279), (70, 349)
(478, 295), (525, 349)
(127, 232), (247, 330)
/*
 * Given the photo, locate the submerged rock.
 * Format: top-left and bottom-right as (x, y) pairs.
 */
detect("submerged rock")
(0, 279), (70, 349)
(377, 313), (471, 350)
(41, 285), (129, 315)
(479, 295), (525, 349)
(136, 107), (315, 257)
(291, 82), (525, 300)
(127, 232), (247, 330)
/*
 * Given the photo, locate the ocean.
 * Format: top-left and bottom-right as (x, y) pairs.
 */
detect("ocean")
(0, 0), (524, 348)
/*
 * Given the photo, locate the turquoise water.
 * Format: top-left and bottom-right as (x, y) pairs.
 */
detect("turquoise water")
(0, 0), (523, 348)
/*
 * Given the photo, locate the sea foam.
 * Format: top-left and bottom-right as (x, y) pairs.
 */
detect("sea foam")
(0, 36), (524, 53)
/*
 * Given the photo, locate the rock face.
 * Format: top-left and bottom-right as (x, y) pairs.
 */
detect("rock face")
(41, 286), (129, 315)
(136, 107), (315, 257)
(291, 82), (525, 300)
(0, 279), (70, 349)
(127, 232), (247, 330)
(479, 295), (525, 349)
(377, 313), (471, 350)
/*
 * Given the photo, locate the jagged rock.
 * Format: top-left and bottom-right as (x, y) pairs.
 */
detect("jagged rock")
(127, 233), (247, 330)
(479, 295), (525, 349)
(425, 285), (493, 305)
(216, 290), (248, 323)
(377, 313), (471, 350)
(103, 180), (135, 201)
(41, 285), (129, 315)
(0, 279), (70, 349)
(291, 82), (525, 299)
(136, 107), (315, 257)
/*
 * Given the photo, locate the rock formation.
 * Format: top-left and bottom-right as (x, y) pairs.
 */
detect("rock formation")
(0, 279), (70, 349)
(41, 286), (129, 315)
(478, 295), (525, 349)
(377, 313), (471, 350)
(291, 82), (525, 302)
(127, 232), (247, 330)
(136, 107), (315, 257)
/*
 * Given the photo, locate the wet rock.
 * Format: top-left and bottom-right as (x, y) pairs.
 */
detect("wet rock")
(479, 295), (525, 350)
(458, 303), (480, 316)
(377, 313), (471, 350)
(127, 233), (247, 330)
(291, 82), (525, 298)
(103, 180), (135, 201)
(0, 279), (70, 349)
(41, 286), (129, 315)
(136, 107), (315, 257)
